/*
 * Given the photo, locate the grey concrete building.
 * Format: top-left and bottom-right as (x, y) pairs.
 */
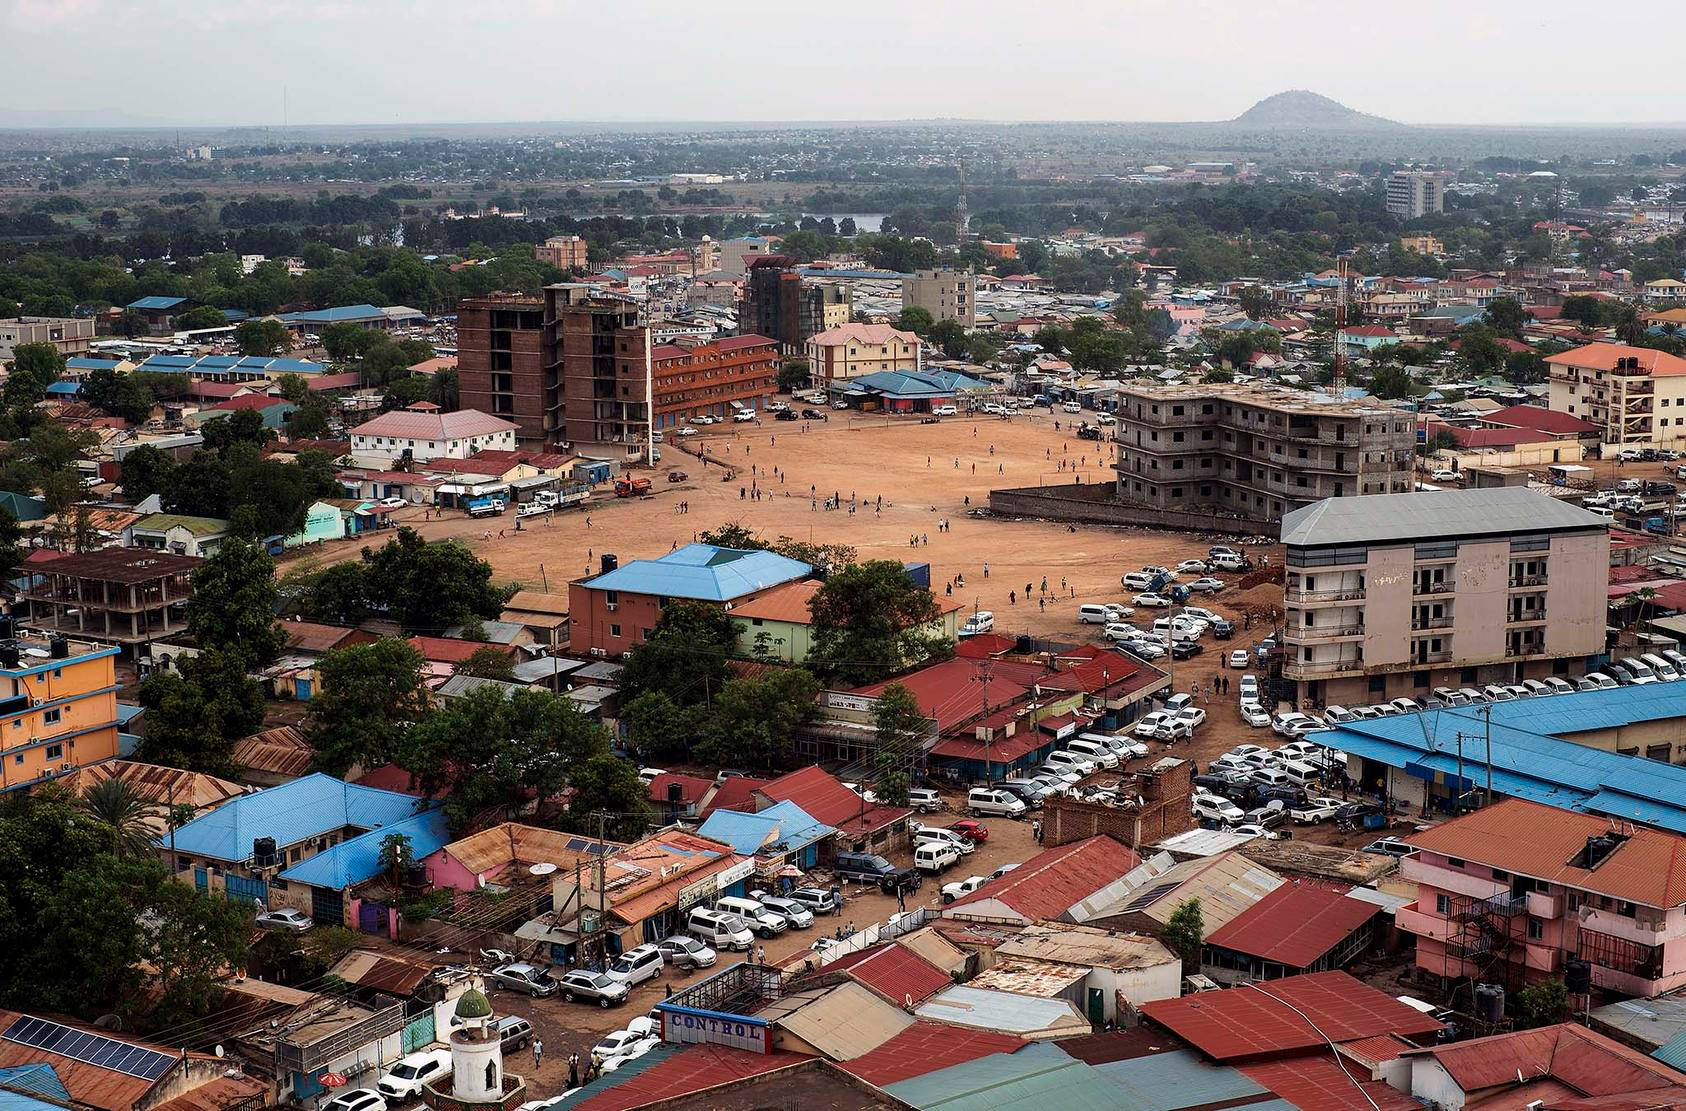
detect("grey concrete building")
(902, 268), (976, 328)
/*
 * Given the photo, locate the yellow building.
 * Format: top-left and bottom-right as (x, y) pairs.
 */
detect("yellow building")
(1399, 234), (1445, 257)
(805, 323), (921, 383)
(0, 632), (121, 792)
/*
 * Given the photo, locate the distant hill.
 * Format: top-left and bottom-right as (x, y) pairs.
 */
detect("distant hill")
(1231, 90), (1403, 130)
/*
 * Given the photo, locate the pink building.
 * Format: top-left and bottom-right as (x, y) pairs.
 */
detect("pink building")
(1397, 799), (1686, 999)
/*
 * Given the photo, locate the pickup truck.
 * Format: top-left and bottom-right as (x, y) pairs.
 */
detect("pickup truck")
(1290, 796), (1345, 824)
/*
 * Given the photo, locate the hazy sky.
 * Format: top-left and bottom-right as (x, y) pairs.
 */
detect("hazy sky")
(2, 0), (1679, 127)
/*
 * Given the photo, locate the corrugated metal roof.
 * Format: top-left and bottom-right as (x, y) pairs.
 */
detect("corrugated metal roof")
(915, 986), (1091, 1039)
(1592, 997), (1686, 1053)
(695, 800), (833, 856)
(279, 808), (450, 888)
(1139, 972), (1442, 1061)
(841, 1023), (1024, 1088)
(1280, 487), (1607, 547)
(1090, 851), (1283, 931)
(582, 543), (811, 603)
(1090, 1048), (1268, 1111)
(885, 1042), (1118, 1111)
(770, 981), (911, 1061)
(997, 924), (1177, 971)
(166, 772), (426, 861)
(946, 836), (1142, 923)
(557, 1044), (805, 1111)
(827, 943), (952, 1006)
(351, 408), (516, 441)
(1204, 883), (1380, 969)
(1239, 1054), (1422, 1111)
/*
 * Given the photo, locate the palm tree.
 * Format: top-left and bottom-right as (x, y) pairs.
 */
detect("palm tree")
(78, 776), (162, 858)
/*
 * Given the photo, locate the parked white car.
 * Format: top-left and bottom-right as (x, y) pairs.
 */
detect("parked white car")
(1239, 703), (1271, 728)
(1134, 592), (1172, 608)
(1192, 793), (1245, 823)
(941, 875), (989, 903)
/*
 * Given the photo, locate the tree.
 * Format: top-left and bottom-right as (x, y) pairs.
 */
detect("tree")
(143, 874), (252, 1020)
(806, 560), (950, 685)
(321, 322), (384, 360)
(285, 398), (333, 440)
(135, 649), (266, 775)
(308, 637), (430, 776)
(201, 408), (272, 455)
(928, 319), (969, 360)
(175, 305), (229, 331)
(186, 536), (287, 667)
(77, 777), (161, 858)
(870, 682), (925, 804)
(622, 690), (696, 762)
(778, 357), (810, 393)
(1507, 350), (1548, 386)
(561, 753), (652, 841)
(378, 832), (414, 885)
(400, 685), (609, 830)
(1237, 285), (1272, 321)
(454, 645), (515, 681)
(1369, 364), (1419, 400)
(233, 319), (294, 357)
(300, 560), (372, 625)
(619, 601), (738, 707)
(895, 306), (935, 338)
(361, 528), (504, 631)
(4, 342), (61, 420)
(0, 506), (21, 587)
(1163, 898), (1204, 972)
(1560, 295), (1607, 330)
(80, 367), (156, 424)
(1516, 979), (1568, 1028)
(697, 669), (820, 770)
(1454, 326), (1508, 375)
(1484, 296), (1530, 340)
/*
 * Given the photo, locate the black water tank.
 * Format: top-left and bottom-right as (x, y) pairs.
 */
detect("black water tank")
(601, 554), (618, 574)
(0, 644), (19, 670)
(1474, 983), (1505, 1023)
(48, 635), (68, 659)
(667, 781), (683, 804)
(1567, 958), (1592, 994)
(0, 615), (14, 641)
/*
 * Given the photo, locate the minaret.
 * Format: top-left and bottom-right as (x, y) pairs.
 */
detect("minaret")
(447, 988), (505, 1103)
(955, 162), (970, 245)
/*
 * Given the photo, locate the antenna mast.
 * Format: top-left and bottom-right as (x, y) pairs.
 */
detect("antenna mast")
(954, 162), (969, 246)
(1332, 254), (1348, 392)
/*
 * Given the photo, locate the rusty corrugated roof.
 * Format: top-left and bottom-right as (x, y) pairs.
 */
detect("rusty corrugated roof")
(1203, 882), (1379, 969)
(946, 836), (1142, 923)
(839, 1022), (1024, 1087)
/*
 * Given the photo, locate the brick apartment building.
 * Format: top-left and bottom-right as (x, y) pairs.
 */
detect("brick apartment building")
(1112, 383), (1415, 523)
(534, 235), (590, 271)
(1279, 488), (1608, 705)
(460, 287), (779, 449)
(1398, 799), (1686, 999)
(741, 256), (850, 355)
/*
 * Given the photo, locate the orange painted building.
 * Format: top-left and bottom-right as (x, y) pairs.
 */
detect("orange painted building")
(650, 334), (778, 429)
(0, 633), (121, 792)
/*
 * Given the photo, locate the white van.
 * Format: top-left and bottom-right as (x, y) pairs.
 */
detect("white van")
(1065, 737), (1122, 769)
(1616, 657), (1658, 684)
(1078, 604), (1114, 625)
(714, 896), (788, 937)
(1665, 649), (1686, 675)
(914, 842), (960, 873)
(907, 787), (943, 812)
(959, 611), (995, 637)
(1642, 653), (1680, 681)
(967, 787), (1027, 817)
(1278, 759), (1322, 789)
(1250, 767), (1293, 791)
(687, 907), (753, 951)
(913, 826), (975, 854)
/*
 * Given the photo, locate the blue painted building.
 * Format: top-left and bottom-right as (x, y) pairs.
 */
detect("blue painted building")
(696, 800), (835, 871)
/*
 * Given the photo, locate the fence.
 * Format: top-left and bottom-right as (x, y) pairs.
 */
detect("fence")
(807, 906), (933, 969)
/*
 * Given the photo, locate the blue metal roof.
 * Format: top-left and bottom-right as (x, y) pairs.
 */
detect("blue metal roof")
(276, 303), (385, 324)
(127, 296), (188, 311)
(0, 1064), (71, 1107)
(163, 772), (429, 861)
(65, 357), (120, 372)
(1654, 1029), (1686, 1071)
(1318, 684), (1686, 833)
(280, 808), (449, 889)
(888, 1042), (1123, 1111)
(1090, 1049), (1268, 1111)
(584, 544), (810, 602)
(45, 382), (80, 396)
(133, 353), (327, 376)
(696, 801), (834, 856)
(847, 369), (991, 399)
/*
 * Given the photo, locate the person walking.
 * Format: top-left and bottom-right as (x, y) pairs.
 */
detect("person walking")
(757, 944), (768, 966)
(532, 1038), (544, 1072)
(568, 1054), (579, 1090)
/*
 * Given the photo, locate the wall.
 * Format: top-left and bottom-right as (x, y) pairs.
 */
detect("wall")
(1043, 763), (1193, 848)
(988, 484), (1277, 536)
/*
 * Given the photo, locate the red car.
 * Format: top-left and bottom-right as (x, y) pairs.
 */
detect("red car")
(947, 819), (989, 843)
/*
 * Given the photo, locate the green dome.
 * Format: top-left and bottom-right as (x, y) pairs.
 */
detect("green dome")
(455, 988), (493, 1020)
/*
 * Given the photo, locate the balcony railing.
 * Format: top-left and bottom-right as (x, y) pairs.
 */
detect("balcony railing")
(1506, 644), (1546, 658)
(1508, 574), (1548, 588)
(1412, 650), (1455, 664)
(1286, 587), (1366, 603)
(1290, 624), (1365, 640)
(1411, 616), (1453, 631)
(1413, 579), (1456, 596)
(1456, 891), (1527, 921)
(1284, 658), (1364, 676)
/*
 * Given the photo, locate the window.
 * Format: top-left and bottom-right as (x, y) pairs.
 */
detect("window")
(42, 708), (60, 725)
(1447, 857), (1465, 868)
(1435, 893), (1451, 915)
(44, 744), (62, 760)
(1527, 918), (1544, 940)
(609, 624), (622, 638)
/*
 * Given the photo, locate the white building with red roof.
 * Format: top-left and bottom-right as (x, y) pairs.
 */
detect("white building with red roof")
(349, 404), (517, 462)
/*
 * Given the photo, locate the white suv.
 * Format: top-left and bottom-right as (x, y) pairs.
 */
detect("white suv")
(377, 1050), (451, 1100)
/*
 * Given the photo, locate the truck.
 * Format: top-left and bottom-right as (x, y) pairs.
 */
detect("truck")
(614, 477), (652, 498)
(466, 495), (506, 518)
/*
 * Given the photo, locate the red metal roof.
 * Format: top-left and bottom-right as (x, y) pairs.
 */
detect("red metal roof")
(569, 1045), (806, 1111)
(1140, 972), (1443, 1061)
(954, 633), (1017, 658)
(1241, 1052), (1423, 1111)
(1419, 1024), (1686, 1099)
(406, 636), (519, 664)
(211, 393), (289, 411)
(854, 656), (1046, 732)
(839, 1022), (1023, 1087)
(755, 765), (910, 834)
(826, 943), (952, 1006)
(1203, 882), (1379, 969)
(700, 775), (770, 817)
(945, 835), (1141, 922)
(646, 772), (713, 806)
(714, 333), (778, 352)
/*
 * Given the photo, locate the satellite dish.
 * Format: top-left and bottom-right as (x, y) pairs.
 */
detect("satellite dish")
(529, 862), (557, 876)
(215, 1045), (225, 1058)
(23, 649), (49, 659)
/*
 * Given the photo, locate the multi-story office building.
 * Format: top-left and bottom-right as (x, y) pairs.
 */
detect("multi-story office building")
(459, 286), (776, 451)
(1546, 341), (1686, 449)
(806, 323), (921, 382)
(1386, 170), (1450, 219)
(741, 256), (851, 356)
(0, 628), (121, 793)
(1397, 799), (1686, 998)
(533, 235), (590, 271)
(0, 316), (95, 362)
(1112, 384), (1415, 523)
(1279, 488), (1608, 705)
(902, 268), (976, 328)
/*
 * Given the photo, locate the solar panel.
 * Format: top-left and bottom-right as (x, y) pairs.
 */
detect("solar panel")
(2, 1016), (177, 1081)
(1121, 882), (1180, 912)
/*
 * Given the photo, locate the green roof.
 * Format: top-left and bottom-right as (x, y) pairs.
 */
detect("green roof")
(132, 513), (230, 537)
(454, 988), (493, 1020)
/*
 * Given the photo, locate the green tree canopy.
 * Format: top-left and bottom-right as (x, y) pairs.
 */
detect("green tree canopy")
(135, 649), (266, 776)
(308, 637), (430, 776)
(619, 601), (738, 707)
(806, 560), (950, 685)
(696, 668), (820, 770)
(1163, 898), (1204, 972)
(360, 528), (504, 630)
(233, 319), (294, 357)
(186, 536), (287, 667)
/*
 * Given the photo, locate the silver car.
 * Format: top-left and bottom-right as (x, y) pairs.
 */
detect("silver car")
(255, 907), (314, 933)
(755, 895), (815, 928)
(655, 935), (717, 969)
